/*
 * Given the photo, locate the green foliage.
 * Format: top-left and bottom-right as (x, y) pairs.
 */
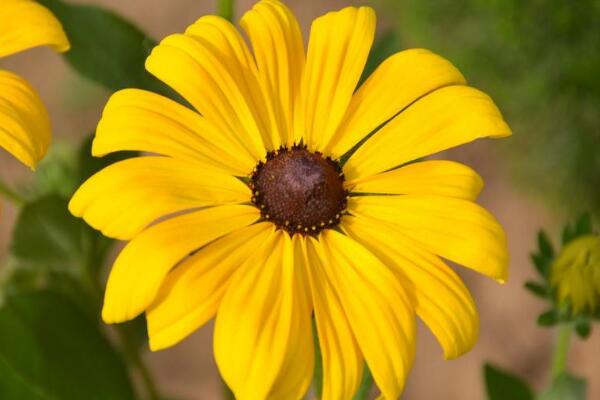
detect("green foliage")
(383, 0), (600, 216)
(37, 0), (173, 98)
(539, 373), (587, 400)
(0, 290), (134, 400)
(484, 364), (533, 400)
(11, 195), (97, 271)
(537, 310), (559, 327)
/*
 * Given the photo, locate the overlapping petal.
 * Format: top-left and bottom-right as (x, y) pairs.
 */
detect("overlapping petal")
(69, 157), (251, 240)
(325, 49), (465, 158)
(146, 16), (278, 158)
(344, 86), (512, 181)
(303, 236), (364, 400)
(297, 6), (376, 151)
(0, 0), (69, 58)
(241, 0), (305, 147)
(214, 231), (313, 399)
(0, 70), (50, 168)
(147, 223), (274, 351)
(342, 216), (479, 359)
(313, 230), (415, 399)
(102, 205), (260, 323)
(348, 195), (508, 282)
(94, 89), (255, 175)
(347, 160), (483, 201)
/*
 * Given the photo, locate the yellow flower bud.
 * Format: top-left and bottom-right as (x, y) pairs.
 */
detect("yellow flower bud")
(551, 235), (600, 314)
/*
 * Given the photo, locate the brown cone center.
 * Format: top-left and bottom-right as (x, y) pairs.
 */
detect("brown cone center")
(250, 146), (347, 235)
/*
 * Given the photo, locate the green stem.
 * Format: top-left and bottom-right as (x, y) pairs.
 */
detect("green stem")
(116, 325), (161, 400)
(82, 249), (161, 400)
(550, 323), (573, 379)
(217, 0), (234, 21)
(0, 178), (25, 205)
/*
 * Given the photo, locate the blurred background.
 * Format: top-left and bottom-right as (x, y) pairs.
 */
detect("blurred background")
(0, 0), (599, 399)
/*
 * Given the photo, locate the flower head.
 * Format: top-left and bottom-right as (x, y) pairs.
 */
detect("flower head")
(0, 0), (69, 168)
(70, 1), (511, 398)
(551, 235), (600, 314)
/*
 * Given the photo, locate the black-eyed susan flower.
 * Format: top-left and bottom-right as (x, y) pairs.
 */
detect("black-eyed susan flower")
(70, 1), (511, 398)
(551, 235), (600, 315)
(0, 0), (69, 168)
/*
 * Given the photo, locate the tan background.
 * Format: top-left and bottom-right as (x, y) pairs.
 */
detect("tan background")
(1, 0), (599, 399)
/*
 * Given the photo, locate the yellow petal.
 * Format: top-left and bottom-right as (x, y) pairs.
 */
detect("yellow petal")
(69, 157), (251, 240)
(214, 231), (313, 399)
(348, 195), (509, 282)
(241, 0), (305, 147)
(0, 70), (50, 168)
(342, 216), (479, 359)
(347, 160), (483, 201)
(101, 205), (260, 323)
(345, 86), (512, 181)
(0, 0), (69, 57)
(147, 222), (274, 351)
(313, 230), (416, 399)
(303, 236), (364, 400)
(146, 16), (276, 159)
(297, 6), (375, 151)
(325, 49), (465, 158)
(94, 89), (255, 176)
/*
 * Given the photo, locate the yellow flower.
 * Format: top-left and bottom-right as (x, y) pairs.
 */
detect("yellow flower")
(70, 1), (511, 398)
(0, 0), (69, 168)
(551, 235), (600, 314)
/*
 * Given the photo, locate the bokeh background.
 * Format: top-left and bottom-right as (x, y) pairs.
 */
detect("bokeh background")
(1, 0), (599, 399)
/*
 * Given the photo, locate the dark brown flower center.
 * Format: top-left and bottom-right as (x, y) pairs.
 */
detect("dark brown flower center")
(250, 145), (347, 235)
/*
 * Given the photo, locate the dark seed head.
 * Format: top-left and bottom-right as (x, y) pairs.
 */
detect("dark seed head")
(250, 146), (347, 235)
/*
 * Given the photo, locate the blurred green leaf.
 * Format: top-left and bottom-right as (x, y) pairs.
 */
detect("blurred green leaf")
(0, 290), (134, 400)
(77, 135), (137, 185)
(537, 231), (554, 259)
(30, 143), (79, 199)
(484, 364), (533, 400)
(37, 0), (173, 97)
(531, 253), (551, 278)
(11, 195), (96, 271)
(575, 213), (593, 236)
(312, 320), (323, 399)
(539, 373), (587, 400)
(574, 318), (591, 339)
(524, 281), (548, 298)
(538, 310), (559, 327)
(562, 222), (577, 245)
(352, 366), (373, 400)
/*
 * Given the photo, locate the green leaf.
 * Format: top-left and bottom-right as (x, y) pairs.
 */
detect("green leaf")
(37, 0), (173, 97)
(77, 135), (137, 185)
(0, 290), (134, 400)
(312, 320), (323, 399)
(539, 373), (587, 400)
(352, 366), (373, 400)
(531, 253), (550, 278)
(524, 281), (548, 298)
(538, 310), (558, 327)
(574, 318), (591, 339)
(537, 231), (554, 258)
(562, 222), (576, 245)
(484, 364), (534, 400)
(11, 195), (97, 271)
(575, 213), (593, 236)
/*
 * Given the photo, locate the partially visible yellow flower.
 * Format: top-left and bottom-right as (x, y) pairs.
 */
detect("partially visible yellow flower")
(70, 1), (510, 398)
(0, 0), (69, 168)
(552, 235), (600, 314)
